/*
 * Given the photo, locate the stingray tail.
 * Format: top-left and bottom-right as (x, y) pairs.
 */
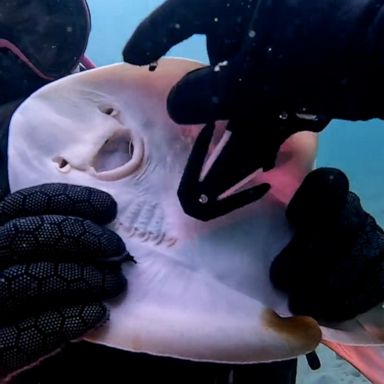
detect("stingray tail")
(323, 341), (384, 383)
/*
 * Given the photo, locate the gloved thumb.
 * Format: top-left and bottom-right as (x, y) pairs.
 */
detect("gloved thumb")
(123, 0), (214, 66)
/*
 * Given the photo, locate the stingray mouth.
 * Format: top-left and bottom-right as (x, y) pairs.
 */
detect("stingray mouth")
(91, 130), (144, 181)
(53, 130), (145, 181)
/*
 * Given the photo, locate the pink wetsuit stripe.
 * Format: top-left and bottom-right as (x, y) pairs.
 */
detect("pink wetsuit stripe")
(0, 39), (54, 80)
(80, 55), (96, 69)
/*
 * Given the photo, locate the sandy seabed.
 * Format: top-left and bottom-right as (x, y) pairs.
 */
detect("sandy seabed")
(297, 345), (370, 384)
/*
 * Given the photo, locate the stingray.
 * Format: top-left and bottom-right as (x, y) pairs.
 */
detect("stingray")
(6, 58), (384, 374)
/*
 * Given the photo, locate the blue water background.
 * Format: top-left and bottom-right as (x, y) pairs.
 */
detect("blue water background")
(86, 0), (384, 225)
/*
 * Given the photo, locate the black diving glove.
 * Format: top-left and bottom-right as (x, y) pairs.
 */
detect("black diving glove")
(0, 183), (128, 381)
(124, 0), (384, 124)
(123, 0), (384, 220)
(270, 167), (384, 323)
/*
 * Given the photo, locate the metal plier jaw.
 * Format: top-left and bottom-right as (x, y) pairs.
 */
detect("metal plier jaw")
(177, 113), (329, 222)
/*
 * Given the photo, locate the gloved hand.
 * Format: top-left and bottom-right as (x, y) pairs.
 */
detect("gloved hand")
(123, 0), (383, 218)
(0, 183), (128, 381)
(270, 167), (384, 323)
(123, 0), (384, 124)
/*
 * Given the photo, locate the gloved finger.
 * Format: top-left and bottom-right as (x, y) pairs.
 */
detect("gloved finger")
(204, 1), (259, 64)
(166, 59), (243, 124)
(0, 303), (107, 380)
(0, 215), (128, 268)
(123, 0), (216, 65)
(0, 262), (127, 323)
(0, 184), (117, 226)
(123, 0), (259, 66)
(285, 167), (350, 230)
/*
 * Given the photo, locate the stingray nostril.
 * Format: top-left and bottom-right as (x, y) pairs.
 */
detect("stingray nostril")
(59, 159), (68, 168)
(53, 156), (72, 173)
(99, 105), (119, 117)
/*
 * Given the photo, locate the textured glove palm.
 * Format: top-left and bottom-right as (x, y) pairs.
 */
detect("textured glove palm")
(0, 183), (127, 380)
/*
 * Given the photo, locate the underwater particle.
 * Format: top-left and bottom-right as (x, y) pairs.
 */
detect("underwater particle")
(214, 60), (229, 72)
(212, 96), (220, 104)
(174, 23), (181, 29)
(248, 30), (256, 38)
(66, 26), (73, 33)
(214, 17), (219, 22)
(199, 194), (209, 204)
(296, 113), (319, 121)
(279, 111), (289, 120)
(267, 47), (273, 53)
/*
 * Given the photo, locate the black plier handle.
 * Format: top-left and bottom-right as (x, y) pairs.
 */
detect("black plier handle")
(177, 113), (330, 221)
